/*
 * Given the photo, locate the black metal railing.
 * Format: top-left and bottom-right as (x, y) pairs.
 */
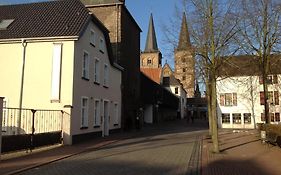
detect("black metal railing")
(2, 108), (63, 136)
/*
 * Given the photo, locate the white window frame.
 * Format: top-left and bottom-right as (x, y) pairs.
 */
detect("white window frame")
(82, 51), (90, 80)
(90, 29), (96, 46)
(94, 99), (101, 127)
(103, 63), (109, 87)
(114, 103), (119, 125)
(94, 57), (100, 84)
(99, 37), (105, 53)
(81, 97), (89, 128)
(51, 43), (62, 102)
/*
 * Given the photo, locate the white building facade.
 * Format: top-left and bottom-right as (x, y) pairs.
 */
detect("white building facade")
(217, 57), (281, 129)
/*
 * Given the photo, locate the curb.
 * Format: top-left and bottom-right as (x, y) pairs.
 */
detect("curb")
(3, 139), (122, 175)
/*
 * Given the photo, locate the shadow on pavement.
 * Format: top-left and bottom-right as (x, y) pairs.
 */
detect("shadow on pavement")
(202, 158), (273, 175)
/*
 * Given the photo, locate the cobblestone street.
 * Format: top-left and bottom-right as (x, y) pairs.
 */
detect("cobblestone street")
(17, 121), (207, 175)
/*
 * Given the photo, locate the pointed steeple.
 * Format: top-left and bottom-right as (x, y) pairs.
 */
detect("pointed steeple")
(177, 12), (192, 50)
(144, 13), (159, 52)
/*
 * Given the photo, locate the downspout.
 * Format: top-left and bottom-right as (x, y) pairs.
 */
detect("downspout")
(18, 39), (27, 134)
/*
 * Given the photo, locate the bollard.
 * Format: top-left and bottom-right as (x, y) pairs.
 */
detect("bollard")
(0, 97), (4, 160)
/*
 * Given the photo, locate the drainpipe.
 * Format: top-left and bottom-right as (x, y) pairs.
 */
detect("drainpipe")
(0, 97), (4, 160)
(18, 39), (27, 134)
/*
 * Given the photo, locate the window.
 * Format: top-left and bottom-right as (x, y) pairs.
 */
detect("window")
(260, 91), (279, 105)
(222, 113), (230, 123)
(183, 68), (186, 72)
(220, 93), (237, 106)
(162, 77), (170, 86)
(275, 113), (280, 122)
(51, 43), (62, 102)
(114, 103), (119, 125)
(270, 113), (275, 122)
(81, 97), (89, 128)
(261, 113), (265, 122)
(259, 75), (278, 84)
(243, 113), (251, 124)
(0, 19), (14, 30)
(94, 58), (100, 84)
(90, 30), (96, 46)
(233, 113), (241, 124)
(99, 37), (105, 53)
(103, 64), (109, 87)
(82, 51), (89, 80)
(94, 99), (100, 127)
(175, 87), (179, 94)
(182, 76), (186, 80)
(147, 59), (152, 65)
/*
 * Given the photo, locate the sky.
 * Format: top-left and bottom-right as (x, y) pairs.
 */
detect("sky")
(0, 0), (182, 66)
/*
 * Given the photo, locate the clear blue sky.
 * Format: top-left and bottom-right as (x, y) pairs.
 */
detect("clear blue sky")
(1, 0), (181, 66)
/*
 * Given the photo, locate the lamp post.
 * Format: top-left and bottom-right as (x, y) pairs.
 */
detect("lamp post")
(18, 39), (27, 134)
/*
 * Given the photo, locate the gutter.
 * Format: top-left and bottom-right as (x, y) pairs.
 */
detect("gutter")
(0, 36), (79, 44)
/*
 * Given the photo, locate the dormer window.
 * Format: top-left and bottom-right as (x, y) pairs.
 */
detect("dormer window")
(0, 19), (14, 30)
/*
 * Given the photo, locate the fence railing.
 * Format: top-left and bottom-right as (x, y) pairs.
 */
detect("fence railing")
(2, 108), (63, 136)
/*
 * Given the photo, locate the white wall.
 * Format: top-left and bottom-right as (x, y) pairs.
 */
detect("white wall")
(217, 75), (281, 129)
(71, 21), (122, 137)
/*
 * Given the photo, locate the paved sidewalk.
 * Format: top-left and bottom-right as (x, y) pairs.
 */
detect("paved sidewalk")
(201, 129), (281, 175)
(0, 132), (133, 175)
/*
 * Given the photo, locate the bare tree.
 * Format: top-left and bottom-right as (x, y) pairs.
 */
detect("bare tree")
(235, 0), (281, 124)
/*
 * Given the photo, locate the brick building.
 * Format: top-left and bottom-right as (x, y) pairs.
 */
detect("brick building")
(174, 12), (195, 98)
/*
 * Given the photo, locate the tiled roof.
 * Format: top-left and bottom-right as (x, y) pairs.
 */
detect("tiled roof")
(140, 68), (162, 84)
(217, 55), (281, 77)
(81, 0), (124, 5)
(0, 0), (90, 40)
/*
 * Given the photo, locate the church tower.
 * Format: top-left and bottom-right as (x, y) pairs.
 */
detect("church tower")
(174, 12), (195, 97)
(140, 14), (162, 68)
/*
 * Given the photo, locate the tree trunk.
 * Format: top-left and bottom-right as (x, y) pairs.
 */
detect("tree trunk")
(206, 78), (213, 136)
(210, 73), (219, 153)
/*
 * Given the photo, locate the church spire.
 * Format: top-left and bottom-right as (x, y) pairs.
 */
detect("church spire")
(144, 13), (159, 52)
(177, 12), (192, 50)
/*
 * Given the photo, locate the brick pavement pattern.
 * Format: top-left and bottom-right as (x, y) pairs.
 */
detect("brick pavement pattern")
(202, 129), (281, 175)
(0, 119), (208, 175)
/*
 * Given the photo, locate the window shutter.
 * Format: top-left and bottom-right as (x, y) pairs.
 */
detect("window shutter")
(260, 92), (264, 105)
(220, 94), (225, 106)
(233, 93), (237, 106)
(274, 91), (279, 105)
(261, 113), (265, 121)
(273, 75), (278, 84)
(275, 113), (280, 122)
(259, 76), (263, 84)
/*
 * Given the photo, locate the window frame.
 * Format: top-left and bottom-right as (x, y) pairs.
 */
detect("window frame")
(90, 29), (96, 46)
(99, 37), (105, 53)
(82, 51), (90, 80)
(94, 99), (101, 127)
(232, 113), (241, 124)
(221, 113), (230, 124)
(103, 63), (109, 87)
(81, 97), (89, 128)
(94, 57), (100, 84)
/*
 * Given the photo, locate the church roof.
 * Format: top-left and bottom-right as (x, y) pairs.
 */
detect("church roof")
(177, 12), (192, 50)
(140, 68), (162, 84)
(144, 13), (159, 53)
